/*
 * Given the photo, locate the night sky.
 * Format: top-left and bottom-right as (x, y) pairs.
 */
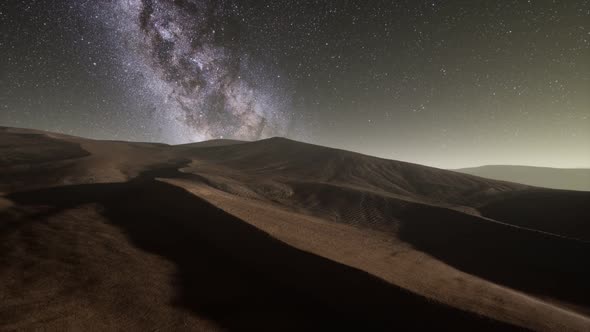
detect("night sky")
(2, 0), (589, 168)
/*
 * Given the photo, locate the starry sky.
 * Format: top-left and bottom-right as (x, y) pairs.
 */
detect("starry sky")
(2, 0), (589, 168)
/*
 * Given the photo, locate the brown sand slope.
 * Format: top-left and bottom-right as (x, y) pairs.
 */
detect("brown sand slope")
(1, 126), (589, 331)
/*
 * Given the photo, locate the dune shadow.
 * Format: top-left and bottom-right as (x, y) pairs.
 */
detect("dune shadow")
(480, 189), (590, 241)
(6, 170), (518, 331)
(398, 205), (590, 308)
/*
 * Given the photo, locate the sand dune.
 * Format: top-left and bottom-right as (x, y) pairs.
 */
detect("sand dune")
(1, 126), (589, 331)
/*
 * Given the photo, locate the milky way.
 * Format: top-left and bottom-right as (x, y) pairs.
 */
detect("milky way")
(111, 0), (293, 141)
(4, 1), (589, 167)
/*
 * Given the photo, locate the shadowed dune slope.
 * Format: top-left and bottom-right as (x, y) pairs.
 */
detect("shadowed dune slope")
(2, 173), (515, 331)
(478, 189), (590, 241)
(398, 204), (590, 307)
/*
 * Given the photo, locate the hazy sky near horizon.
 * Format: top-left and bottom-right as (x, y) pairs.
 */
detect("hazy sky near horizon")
(2, 0), (589, 168)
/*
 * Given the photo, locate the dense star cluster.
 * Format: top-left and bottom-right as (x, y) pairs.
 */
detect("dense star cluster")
(2, 0), (589, 167)
(111, 0), (293, 141)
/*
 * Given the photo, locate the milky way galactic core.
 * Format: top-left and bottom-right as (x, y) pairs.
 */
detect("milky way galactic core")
(104, 0), (296, 141)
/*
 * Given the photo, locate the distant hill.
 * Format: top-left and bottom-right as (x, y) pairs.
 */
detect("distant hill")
(455, 165), (590, 191)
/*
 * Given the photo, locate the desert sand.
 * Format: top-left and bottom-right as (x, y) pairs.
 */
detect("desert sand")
(1, 126), (589, 331)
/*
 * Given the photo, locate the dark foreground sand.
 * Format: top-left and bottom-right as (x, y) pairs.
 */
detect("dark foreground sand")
(1, 126), (589, 331)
